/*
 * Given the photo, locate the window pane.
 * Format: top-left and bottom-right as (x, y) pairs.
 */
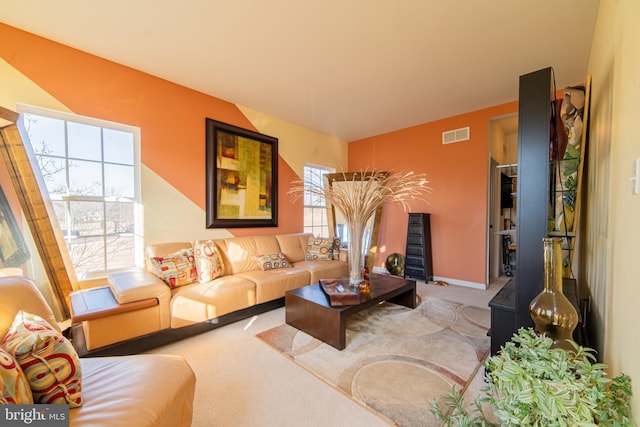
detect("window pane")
(37, 156), (67, 195)
(105, 201), (134, 234)
(70, 201), (103, 236)
(104, 164), (134, 198)
(24, 114), (66, 157)
(313, 225), (329, 237)
(69, 160), (103, 196)
(51, 201), (68, 234)
(312, 208), (326, 227)
(309, 193), (324, 207)
(104, 129), (134, 165)
(68, 236), (105, 279)
(106, 235), (135, 270)
(68, 122), (102, 161)
(303, 207), (314, 228)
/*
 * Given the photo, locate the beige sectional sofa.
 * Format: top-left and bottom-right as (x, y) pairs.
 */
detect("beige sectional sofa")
(72, 232), (347, 351)
(1, 275), (195, 427)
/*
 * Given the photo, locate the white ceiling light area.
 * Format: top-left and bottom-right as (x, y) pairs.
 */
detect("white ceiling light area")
(0, 0), (599, 141)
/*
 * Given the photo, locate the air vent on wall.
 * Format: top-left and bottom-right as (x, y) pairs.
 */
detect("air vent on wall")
(442, 126), (470, 144)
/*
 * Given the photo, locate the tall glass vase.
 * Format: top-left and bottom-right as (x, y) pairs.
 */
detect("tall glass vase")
(529, 237), (579, 350)
(346, 220), (366, 287)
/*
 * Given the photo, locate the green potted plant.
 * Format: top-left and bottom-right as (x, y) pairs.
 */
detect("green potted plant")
(431, 328), (633, 426)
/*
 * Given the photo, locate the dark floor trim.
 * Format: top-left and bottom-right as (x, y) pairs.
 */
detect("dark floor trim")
(73, 298), (285, 357)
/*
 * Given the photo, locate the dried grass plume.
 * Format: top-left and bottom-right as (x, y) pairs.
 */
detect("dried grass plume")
(289, 170), (431, 223)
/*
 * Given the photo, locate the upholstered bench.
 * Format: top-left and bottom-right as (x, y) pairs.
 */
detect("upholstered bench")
(70, 271), (170, 350)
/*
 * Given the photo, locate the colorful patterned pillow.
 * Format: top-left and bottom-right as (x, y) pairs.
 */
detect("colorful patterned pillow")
(305, 236), (341, 261)
(1, 311), (82, 407)
(192, 240), (225, 283)
(0, 347), (33, 404)
(149, 248), (198, 288)
(255, 252), (292, 270)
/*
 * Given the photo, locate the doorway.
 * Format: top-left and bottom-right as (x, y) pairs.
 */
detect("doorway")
(487, 114), (518, 281)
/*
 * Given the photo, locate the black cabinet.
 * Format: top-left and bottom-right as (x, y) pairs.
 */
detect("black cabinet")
(489, 67), (555, 353)
(404, 213), (433, 281)
(489, 278), (585, 355)
(488, 279), (516, 355)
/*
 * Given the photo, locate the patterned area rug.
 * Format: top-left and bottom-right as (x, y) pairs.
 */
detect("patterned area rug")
(256, 297), (490, 427)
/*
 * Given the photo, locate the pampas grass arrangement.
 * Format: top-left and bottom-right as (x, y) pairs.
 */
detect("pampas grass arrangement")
(289, 170), (431, 284)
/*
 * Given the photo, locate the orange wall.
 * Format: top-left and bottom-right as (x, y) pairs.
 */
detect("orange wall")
(0, 22), (301, 237)
(349, 102), (517, 284)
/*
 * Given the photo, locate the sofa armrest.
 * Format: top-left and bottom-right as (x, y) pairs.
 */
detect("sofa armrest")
(108, 271), (171, 330)
(0, 276), (61, 338)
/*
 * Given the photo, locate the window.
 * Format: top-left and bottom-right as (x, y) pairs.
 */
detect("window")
(303, 164), (334, 237)
(18, 105), (142, 280)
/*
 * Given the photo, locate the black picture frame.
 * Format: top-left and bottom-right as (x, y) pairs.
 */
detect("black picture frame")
(206, 119), (278, 228)
(0, 186), (30, 267)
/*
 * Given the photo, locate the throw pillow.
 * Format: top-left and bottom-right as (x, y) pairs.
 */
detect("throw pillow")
(1, 311), (82, 407)
(255, 252), (292, 270)
(192, 240), (225, 283)
(149, 248), (198, 288)
(305, 236), (340, 261)
(0, 347), (33, 404)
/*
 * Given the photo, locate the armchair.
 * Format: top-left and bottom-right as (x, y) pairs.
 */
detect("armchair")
(0, 276), (196, 427)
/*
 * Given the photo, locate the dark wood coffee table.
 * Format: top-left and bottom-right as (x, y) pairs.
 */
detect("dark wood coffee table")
(285, 273), (417, 350)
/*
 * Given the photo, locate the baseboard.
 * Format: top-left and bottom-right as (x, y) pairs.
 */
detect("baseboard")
(371, 267), (487, 290)
(432, 276), (487, 290)
(72, 298), (285, 357)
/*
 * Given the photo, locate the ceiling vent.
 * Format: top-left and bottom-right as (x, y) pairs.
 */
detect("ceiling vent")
(442, 126), (470, 144)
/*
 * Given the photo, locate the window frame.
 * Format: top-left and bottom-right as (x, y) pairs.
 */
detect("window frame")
(17, 103), (143, 279)
(303, 163), (334, 237)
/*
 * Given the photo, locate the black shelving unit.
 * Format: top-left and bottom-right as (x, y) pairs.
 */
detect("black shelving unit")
(489, 67), (554, 354)
(403, 213), (433, 281)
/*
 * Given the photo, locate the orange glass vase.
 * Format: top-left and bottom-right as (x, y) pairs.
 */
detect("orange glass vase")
(529, 237), (579, 350)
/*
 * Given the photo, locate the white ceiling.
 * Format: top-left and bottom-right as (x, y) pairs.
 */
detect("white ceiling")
(0, 0), (599, 141)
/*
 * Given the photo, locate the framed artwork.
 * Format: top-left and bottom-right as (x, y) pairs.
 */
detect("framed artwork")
(205, 119), (278, 228)
(0, 185), (30, 267)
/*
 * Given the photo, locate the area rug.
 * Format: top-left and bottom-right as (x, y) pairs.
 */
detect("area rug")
(256, 297), (491, 427)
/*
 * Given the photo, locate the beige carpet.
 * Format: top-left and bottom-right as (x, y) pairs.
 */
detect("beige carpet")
(256, 296), (491, 427)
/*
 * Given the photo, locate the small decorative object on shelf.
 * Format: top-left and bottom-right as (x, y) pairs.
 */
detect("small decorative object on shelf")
(529, 237), (579, 350)
(358, 262), (371, 294)
(385, 253), (405, 276)
(319, 278), (360, 306)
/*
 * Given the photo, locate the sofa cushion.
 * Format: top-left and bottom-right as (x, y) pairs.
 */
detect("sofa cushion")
(1, 311), (82, 407)
(220, 235), (282, 274)
(149, 249), (198, 288)
(255, 252), (292, 270)
(193, 240), (225, 283)
(170, 276), (257, 328)
(236, 268), (310, 304)
(275, 233), (312, 263)
(0, 347), (33, 404)
(305, 236), (341, 261)
(293, 259), (349, 284)
(71, 355), (195, 427)
(108, 270), (170, 305)
(145, 241), (192, 271)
